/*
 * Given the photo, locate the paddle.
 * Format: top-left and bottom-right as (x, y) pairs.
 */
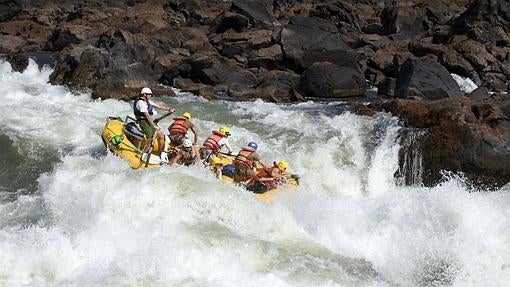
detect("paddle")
(282, 172), (300, 184)
(144, 110), (173, 167)
(144, 136), (157, 167)
(154, 110), (174, 124)
(141, 152), (163, 165)
(218, 151), (236, 157)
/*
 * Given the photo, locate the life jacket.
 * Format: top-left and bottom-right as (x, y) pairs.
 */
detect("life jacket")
(250, 164), (279, 191)
(202, 130), (224, 152)
(133, 97), (154, 120)
(234, 147), (256, 168)
(168, 116), (188, 135)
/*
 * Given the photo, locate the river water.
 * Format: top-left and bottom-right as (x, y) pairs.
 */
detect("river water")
(0, 60), (509, 286)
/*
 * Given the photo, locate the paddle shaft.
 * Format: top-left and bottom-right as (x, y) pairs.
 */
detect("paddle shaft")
(154, 110), (174, 124)
(144, 136), (156, 167)
(144, 111), (173, 167)
(218, 151), (237, 157)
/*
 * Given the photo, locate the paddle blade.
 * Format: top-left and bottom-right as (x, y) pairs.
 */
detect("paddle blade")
(141, 153), (163, 165)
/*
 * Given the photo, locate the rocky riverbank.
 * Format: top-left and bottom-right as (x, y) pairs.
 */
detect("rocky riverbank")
(1, 0), (509, 189)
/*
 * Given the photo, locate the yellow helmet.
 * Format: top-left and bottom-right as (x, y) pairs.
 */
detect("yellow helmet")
(183, 112), (191, 120)
(277, 160), (289, 171)
(210, 156), (222, 166)
(219, 126), (230, 136)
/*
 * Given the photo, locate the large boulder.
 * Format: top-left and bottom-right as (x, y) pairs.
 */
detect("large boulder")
(301, 62), (367, 98)
(440, 49), (475, 78)
(50, 29), (158, 99)
(311, 1), (362, 36)
(254, 70), (304, 103)
(231, 0), (277, 29)
(280, 16), (351, 71)
(248, 44), (284, 69)
(0, 0), (21, 22)
(452, 0), (510, 45)
(196, 56), (259, 87)
(395, 57), (462, 100)
(379, 4), (427, 38)
(381, 96), (510, 189)
(0, 20), (52, 52)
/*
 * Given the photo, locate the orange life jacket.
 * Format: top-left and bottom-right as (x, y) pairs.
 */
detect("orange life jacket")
(202, 130), (224, 152)
(234, 147), (256, 168)
(168, 116), (188, 135)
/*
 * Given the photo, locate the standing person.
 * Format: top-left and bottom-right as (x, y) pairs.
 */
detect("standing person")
(133, 87), (175, 155)
(170, 138), (198, 166)
(200, 126), (233, 163)
(233, 141), (263, 183)
(245, 160), (289, 193)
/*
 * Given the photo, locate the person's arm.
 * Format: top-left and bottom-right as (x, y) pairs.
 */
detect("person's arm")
(224, 139), (233, 154)
(252, 153), (268, 171)
(170, 153), (182, 166)
(151, 100), (175, 113)
(257, 168), (282, 183)
(243, 175), (256, 186)
(190, 123), (199, 145)
(218, 138), (233, 154)
(270, 167), (283, 178)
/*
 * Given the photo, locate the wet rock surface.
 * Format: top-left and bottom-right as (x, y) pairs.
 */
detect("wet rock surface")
(1, 0), (509, 189)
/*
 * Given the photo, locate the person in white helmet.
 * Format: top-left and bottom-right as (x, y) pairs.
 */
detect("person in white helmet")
(133, 87), (175, 155)
(169, 138), (198, 166)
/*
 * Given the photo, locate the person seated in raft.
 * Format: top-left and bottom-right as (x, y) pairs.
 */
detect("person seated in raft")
(168, 112), (198, 145)
(244, 160), (289, 193)
(232, 141), (263, 184)
(133, 87), (175, 155)
(169, 138), (198, 166)
(209, 156), (223, 179)
(200, 126), (233, 163)
(167, 111), (200, 157)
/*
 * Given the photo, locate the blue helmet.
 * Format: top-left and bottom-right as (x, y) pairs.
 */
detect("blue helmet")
(248, 141), (258, 150)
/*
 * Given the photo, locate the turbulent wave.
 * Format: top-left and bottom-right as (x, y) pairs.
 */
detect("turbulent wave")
(0, 59), (509, 286)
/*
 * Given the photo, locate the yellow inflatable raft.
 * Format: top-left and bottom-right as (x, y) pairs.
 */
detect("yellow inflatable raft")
(209, 154), (300, 203)
(101, 116), (165, 169)
(101, 116), (300, 202)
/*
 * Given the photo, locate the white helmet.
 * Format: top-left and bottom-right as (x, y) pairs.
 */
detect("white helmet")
(141, 87), (152, 95)
(182, 138), (193, 148)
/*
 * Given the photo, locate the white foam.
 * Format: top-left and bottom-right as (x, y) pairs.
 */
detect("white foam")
(452, 73), (478, 94)
(0, 59), (509, 286)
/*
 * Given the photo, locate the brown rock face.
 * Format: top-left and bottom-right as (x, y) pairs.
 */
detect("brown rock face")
(301, 62), (367, 98)
(3, 0), (510, 188)
(382, 96), (510, 189)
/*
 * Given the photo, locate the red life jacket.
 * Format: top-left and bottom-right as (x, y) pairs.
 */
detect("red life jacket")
(169, 116), (188, 135)
(251, 164), (279, 190)
(202, 130), (224, 152)
(234, 147), (256, 168)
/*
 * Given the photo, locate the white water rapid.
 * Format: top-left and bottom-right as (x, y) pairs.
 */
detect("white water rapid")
(0, 60), (509, 287)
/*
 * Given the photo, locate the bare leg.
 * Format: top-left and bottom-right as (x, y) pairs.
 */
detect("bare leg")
(156, 129), (165, 155)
